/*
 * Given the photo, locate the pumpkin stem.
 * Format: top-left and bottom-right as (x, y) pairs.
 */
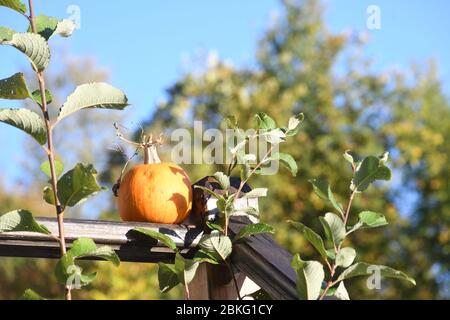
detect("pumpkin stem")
(143, 134), (162, 165)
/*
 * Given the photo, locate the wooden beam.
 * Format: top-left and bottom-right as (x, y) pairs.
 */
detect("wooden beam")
(228, 216), (298, 300)
(0, 217), (203, 263)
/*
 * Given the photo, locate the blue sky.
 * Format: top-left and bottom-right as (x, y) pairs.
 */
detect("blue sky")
(1, 0), (449, 185)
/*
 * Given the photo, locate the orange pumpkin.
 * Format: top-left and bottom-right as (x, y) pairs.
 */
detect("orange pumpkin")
(117, 138), (192, 224)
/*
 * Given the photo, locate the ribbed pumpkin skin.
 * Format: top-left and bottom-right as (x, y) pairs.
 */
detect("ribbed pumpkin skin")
(117, 163), (192, 224)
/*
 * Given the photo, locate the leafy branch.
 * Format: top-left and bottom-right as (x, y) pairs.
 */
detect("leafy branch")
(290, 151), (415, 300)
(0, 0), (127, 300)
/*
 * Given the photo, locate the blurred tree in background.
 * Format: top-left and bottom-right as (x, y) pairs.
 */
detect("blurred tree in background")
(1, 0), (448, 299)
(103, 0), (449, 299)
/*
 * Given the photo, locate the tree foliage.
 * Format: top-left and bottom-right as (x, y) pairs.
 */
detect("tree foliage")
(103, 0), (449, 298)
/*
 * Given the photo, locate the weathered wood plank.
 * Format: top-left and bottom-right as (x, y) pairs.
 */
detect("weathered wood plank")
(228, 216), (297, 300)
(0, 218), (203, 263)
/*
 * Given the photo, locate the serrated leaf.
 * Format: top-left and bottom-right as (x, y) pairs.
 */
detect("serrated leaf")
(286, 113), (304, 136)
(270, 152), (298, 176)
(1, 33), (50, 71)
(242, 188), (268, 199)
(174, 253), (199, 285)
(347, 211), (388, 234)
(40, 159), (63, 178)
(0, 209), (50, 234)
(323, 212), (346, 246)
(334, 281), (350, 300)
(0, 0), (26, 14)
(193, 249), (220, 264)
(31, 89), (53, 107)
(351, 155), (391, 192)
(231, 206), (259, 218)
(198, 230), (232, 261)
(133, 227), (177, 251)
(337, 262), (416, 285)
(233, 223), (274, 242)
(291, 254), (324, 300)
(335, 247), (356, 268)
(43, 186), (56, 205)
(0, 108), (47, 145)
(212, 171), (230, 191)
(27, 15), (59, 40)
(0, 73), (30, 99)
(57, 83), (129, 122)
(20, 289), (46, 300)
(57, 163), (105, 208)
(158, 263), (180, 293)
(289, 221), (328, 260)
(255, 112), (276, 130)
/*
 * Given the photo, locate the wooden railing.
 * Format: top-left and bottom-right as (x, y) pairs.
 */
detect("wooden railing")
(0, 177), (297, 300)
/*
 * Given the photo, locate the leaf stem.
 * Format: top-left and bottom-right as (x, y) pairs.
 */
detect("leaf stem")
(225, 258), (242, 300)
(28, 0), (71, 300)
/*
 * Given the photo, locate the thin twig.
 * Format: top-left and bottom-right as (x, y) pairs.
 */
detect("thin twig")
(28, 0), (71, 300)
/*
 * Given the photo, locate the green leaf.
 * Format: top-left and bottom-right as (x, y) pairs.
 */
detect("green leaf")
(233, 223), (274, 242)
(206, 221), (224, 232)
(133, 227), (177, 251)
(335, 247), (356, 268)
(0, 26), (14, 41)
(337, 262), (416, 285)
(319, 217), (333, 243)
(348, 211), (388, 234)
(57, 83), (129, 122)
(270, 152), (298, 176)
(0, 73), (30, 99)
(231, 206), (259, 218)
(40, 159), (64, 178)
(27, 15), (59, 40)
(0, 108), (47, 145)
(0, 0), (26, 14)
(158, 263), (180, 293)
(0, 209), (50, 234)
(309, 179), (344, 215)
(212, 171), (230, 191)
(57, 163), (105, 208)
(323, 212), (346, 246)
(343, 150), (354, 166)
(193, 249), (220, 264)
(242, 188), (268, 199)
(1, 33), (51, 71)
(193, 185), (222, 199)
(351, 154), (391, 192)
(291, 254), (324, 300)
(174, 253), (199, 285)
(31, 89), (53, 107)
(55, 238), (119, 286)
(334, 281), (350, 300)
(289, 221), (328, 260)
(255, 112), (276, 130)
(309, 178), (329, 200)
(285, 113), (304, 136)
(43, 186), (56, 205)
(20, 289), (46, 300)
(198, 230), (232, 261)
